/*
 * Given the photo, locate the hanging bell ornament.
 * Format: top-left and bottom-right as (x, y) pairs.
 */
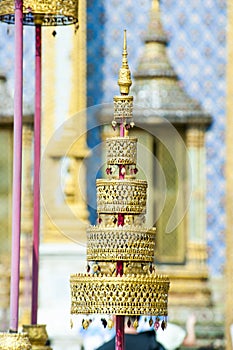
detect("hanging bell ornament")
(101, 318), (107, 328)
(130, 121), (135, 128)
(93, 264), (99, 273)
(133, 319), (139, 329)
(107, 318), (114, 329)
(149, 317), (153, 327)
(82, 319), (90, 330)
(112, 120), (117, 130)
(70, 318), (74, 329)
(161, 320), (167, 330)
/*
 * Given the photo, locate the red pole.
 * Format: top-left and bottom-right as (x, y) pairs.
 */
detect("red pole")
(9, 0), (23, 332)
(115, 121), (125, 350)
(31, 23), (42, 325)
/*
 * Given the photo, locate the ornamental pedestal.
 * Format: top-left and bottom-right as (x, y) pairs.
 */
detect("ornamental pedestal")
(22, 324), (52, 350)
(0, 332), (31, 350)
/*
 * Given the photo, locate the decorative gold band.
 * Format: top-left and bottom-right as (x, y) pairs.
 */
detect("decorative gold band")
(0, 333), (32, 350)
(0, 0), (79, 25)
(106, 136), (137, 165)
(87, 226), (156, 262)
(96, 179), (147, 214)
(70, 273), (169, 316)
(113, 95), (133, 122)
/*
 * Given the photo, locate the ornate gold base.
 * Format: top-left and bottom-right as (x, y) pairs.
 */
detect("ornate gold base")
(0, 332), (31, 350)
(22, 325), (52, 350)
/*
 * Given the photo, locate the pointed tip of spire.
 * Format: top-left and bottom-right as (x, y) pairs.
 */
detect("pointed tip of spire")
(117, 30), (132, 95)
(152, 0), (160, 11)
(123, 29), (127, 50)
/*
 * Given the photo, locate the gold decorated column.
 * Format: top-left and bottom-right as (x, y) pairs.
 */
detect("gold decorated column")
(225, 0), (233, 348)
(186, 125), (208, 270)
(20, 124), (33, 326)
(41, 0), (89, 243)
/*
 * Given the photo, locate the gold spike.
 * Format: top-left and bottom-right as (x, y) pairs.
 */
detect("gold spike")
(152, 0), (160, 11)
(118, 29), (132, 95)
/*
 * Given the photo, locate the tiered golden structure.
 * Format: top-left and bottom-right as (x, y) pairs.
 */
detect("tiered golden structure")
(70, 31), (169, 328)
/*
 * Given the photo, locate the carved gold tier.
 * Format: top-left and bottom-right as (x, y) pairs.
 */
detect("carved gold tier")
(0, 0), (78, 25)
(87, 226), (156, 262)
(96, 179), (147, 214)
(106, 136), (137, 165)
(0, 333), (32, 350)
(70, 273), (169, 316)
(113, 95), (133, 122)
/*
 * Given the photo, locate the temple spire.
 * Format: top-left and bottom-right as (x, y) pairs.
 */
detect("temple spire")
(118, 30), (132, 95)
(152, 0), (160, 11)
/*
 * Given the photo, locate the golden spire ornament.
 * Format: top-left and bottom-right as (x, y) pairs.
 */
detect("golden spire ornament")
(152, 0), (160, 11)
(70, 31), (170, 349)
(118, 29), (132, 94)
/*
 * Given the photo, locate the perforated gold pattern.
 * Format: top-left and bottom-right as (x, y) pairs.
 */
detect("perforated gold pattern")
(96, 179), (147, 214)
(0, 333), (32, 350)
(87, 226), (156, 262)
(70, 274), (169, 316)
(113, 96), (133, 122)
(106, 137), (137, 165)
(70, 30), (169, 325)
(0, 0), (78, 25)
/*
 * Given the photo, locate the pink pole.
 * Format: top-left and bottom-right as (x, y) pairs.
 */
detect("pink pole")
(31, 23), (42, 325)
(9, 0), (23, 332)
(115, 120), (125, 350)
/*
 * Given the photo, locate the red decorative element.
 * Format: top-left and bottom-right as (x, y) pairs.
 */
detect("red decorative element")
(120, 122), (125, 137)
(116, 316), (125, 350)
(116, 261), (123, 276)
(14, 0), (23, 10)
(106, 167), (112, 175)
(118, 213), (124, 226)
(154, 319), (160, 331)
(119, 165), (125, 180)
(130, 167), (138, 175)
(98, 217), (102, 224)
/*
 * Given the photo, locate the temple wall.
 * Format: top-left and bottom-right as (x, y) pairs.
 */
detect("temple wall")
(86, 0), (227, 278)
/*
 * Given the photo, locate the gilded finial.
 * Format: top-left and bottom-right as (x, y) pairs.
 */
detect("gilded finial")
(118, 30), (132, 95)
(152, 0), (160, 11)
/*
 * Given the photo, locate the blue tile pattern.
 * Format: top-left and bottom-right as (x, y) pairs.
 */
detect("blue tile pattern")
(87, 0), (227, 276)
(0, 23), (34, 109)
(0, 0), (227, 276)
(159, 0), (227, 277)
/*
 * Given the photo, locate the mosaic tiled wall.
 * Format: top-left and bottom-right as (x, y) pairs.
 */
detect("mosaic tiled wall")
(86, 0), (227, 276)
(0, 24), (34, 110)
(0, 0), (227, 277)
